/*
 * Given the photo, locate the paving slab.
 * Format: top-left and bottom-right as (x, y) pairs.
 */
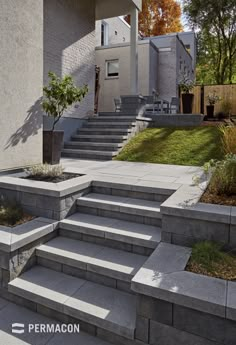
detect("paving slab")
(9, 266), (136, 339)
(132, 243), (227, 318)
(0, 300), (112, 345)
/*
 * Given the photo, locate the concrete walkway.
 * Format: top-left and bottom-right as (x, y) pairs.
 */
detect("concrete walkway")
(61, 158), (202, 186)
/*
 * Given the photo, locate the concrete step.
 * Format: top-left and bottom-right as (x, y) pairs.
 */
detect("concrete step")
(92, 179), (175, 203)
(89, 116), (137, 122)
(77, 193), (162, 226)
(9, 266), (137, 339)
(59, 213), (161, 254)
(71, 135), (127, 143)
(98, 112), (137, 117)
(62, 149), (117, 160)
(64, 142), (122, 152)
(78, 128), (132, 135)
(36, 236), (147, 291)
(84, 122), (136, 129)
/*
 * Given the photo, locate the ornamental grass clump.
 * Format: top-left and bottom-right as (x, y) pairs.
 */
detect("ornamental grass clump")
(205, 155), (236, 196)
(26, 164), (64, 179)
(219, 125), (236, 155)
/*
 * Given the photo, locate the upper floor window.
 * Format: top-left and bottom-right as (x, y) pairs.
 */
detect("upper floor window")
(185, 44), (191, 53)
(106, 60), (119, 78)
(101, 21), (109, 46)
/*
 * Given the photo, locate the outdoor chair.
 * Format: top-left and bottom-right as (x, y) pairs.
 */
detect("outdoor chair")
(114, 98), (122, 112)
(169, 97), (180, 114)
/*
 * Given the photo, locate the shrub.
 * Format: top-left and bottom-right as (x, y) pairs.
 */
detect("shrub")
(206, 154), (236, 195)
(0, 202), (24, 226)
(219, 125), (236, 155)
(42, 72), (89, 130)
(220, 99), (233, 118)
(26, 164), (64, 178)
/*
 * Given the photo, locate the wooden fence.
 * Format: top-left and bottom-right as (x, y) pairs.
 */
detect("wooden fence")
(181, 84), (236, 115)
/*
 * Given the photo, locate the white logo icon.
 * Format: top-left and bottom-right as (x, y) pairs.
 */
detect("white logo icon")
(12, 323), (25, 334)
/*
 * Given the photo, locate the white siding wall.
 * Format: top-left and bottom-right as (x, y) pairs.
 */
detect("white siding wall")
(44, 0), (96, 118)
(0, 0), (43, 171)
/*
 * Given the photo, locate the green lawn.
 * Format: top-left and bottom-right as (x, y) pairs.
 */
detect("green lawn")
(115, 127), (224, 166)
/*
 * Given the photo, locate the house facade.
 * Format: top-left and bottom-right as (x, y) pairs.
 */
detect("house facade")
(95, 30), (196, 112)
(0, 0), (141, 172)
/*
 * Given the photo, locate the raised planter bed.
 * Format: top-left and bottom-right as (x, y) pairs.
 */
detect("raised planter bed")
(0, 171), (91, 220)
(131, 242), (236, 345)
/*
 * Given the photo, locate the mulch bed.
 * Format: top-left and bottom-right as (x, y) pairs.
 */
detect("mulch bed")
(24, 173), (81, 183)
(201, 190), (236, 206)
(0, 214), (35, 228)
(187, 255), (236, 281)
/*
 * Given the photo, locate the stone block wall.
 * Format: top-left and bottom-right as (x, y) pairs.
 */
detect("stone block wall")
(135, 295), (236, 345)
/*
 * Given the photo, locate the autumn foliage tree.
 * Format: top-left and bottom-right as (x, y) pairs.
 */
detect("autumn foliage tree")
(125, 0), (183, 37)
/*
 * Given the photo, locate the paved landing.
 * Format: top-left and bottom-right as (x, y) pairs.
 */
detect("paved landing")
(61, 159), (203, 186)
(0, 297), (112, 345)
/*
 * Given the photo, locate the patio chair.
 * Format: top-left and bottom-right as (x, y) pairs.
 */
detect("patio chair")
(114, 98), (121, 112)
(169, 97), (180, 114)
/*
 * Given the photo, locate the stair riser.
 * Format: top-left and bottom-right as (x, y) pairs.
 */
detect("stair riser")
(59, 228), (154, 256)
(65, 144), (121, 152)
(78, 130), (130, 135)
(72, 137), (125, 143)
(77, 205), (162, 227)
(37, 256), (133, 294)
(84, 124), (134, 129)
(92, 186), (169, 203)
(99, 113), (137, 117)
(62, 152), (114, 160)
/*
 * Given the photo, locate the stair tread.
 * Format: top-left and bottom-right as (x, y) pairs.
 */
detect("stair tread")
(72, 135), (127, 139)
(77, 193), (161, 218)
(90, 116), (136, 120)
(79, 128), (131, 132)
(62, 149), (117, 156)
(9, 266), (136, 338)
(37, 236), (147, 281)
(60, 213), (161, 248)
(85, 122), (136, 125)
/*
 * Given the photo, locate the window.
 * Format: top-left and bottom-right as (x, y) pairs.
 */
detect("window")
(101, 21), (109, 46)
(115, 31), (118, 35)
(185, 44), (191, 53)
(106, 60), (119, 78)
(123, 37), (126, 42)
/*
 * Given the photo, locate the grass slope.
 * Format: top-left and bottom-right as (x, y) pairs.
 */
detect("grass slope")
(116, 127), (223, 166)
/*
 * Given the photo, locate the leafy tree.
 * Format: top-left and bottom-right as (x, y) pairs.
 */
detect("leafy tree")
(42, 72), (88, 130)
(184, 0), (236, 84)
(125, 0), (183, 37)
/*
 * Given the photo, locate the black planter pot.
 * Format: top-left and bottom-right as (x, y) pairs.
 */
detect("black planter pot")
(182, 93), (194, 114)
(206, 105), (215, 119)
(43, 130), (64, 165)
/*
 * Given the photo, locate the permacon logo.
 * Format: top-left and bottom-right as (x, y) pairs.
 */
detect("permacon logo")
(12, 323), (80, 334)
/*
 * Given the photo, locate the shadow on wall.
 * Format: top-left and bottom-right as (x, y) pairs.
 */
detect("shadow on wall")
(4, 98), (43, 150)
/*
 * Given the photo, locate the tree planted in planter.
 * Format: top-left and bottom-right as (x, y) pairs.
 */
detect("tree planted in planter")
(178, 73), (195, 114)
(42, 72), (88, 164)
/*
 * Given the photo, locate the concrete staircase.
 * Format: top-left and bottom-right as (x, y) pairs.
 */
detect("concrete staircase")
(62, 112), (138, 160)
(8, 182), (172, 345)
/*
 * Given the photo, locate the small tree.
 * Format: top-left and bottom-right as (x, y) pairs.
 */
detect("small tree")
(42, 72), (89, 130)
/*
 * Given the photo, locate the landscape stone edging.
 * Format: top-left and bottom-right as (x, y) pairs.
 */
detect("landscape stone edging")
(131, 242), (236, 322)
(0, 217), (58, 252)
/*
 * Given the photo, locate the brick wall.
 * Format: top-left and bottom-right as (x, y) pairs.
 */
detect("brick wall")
(44, 0), (96, 118)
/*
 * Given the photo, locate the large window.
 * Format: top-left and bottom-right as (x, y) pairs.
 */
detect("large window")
(101, 21), (109, 46)
(106, 60), (119, 78)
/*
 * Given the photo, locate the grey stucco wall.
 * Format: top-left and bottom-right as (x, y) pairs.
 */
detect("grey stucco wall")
(43, 116), (84, 142)
(0, 0), (43, 171)
(44, 0), (96, 119)
(95, 41), (156, 112)
(96, 17), (130, 46)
